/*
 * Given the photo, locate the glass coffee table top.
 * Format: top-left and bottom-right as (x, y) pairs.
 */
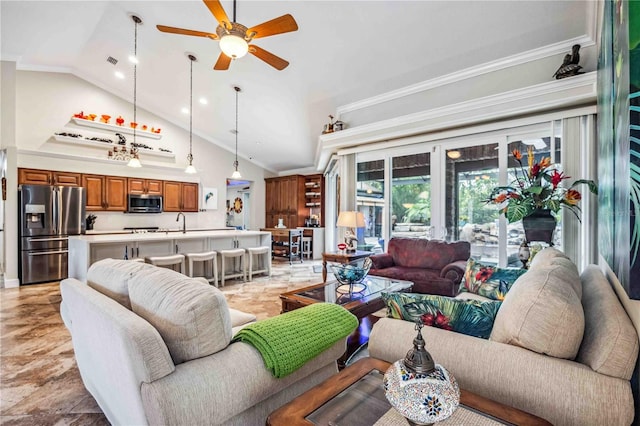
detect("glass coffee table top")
(306, 370), (514, 426)
(293, 275), (413, 307)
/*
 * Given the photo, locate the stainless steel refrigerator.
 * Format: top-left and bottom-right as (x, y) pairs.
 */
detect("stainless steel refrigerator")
(18, 185), (86, 285)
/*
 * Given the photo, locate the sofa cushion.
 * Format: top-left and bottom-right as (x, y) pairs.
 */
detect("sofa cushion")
(87, 258), (157, 309)
(576, 266), (639, 380)
(458, 259), (527, 301)
(128, 266), (233, 364)
(387, 238), (470, 270)
(529, 247), (582, 298)
(490, 262), (584, 359)
(382, 292), (502, 339)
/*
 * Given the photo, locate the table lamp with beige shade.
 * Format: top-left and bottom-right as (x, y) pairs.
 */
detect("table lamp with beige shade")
(337, 211), (365, 252)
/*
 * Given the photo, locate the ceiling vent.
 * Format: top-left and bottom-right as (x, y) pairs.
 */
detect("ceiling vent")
(106, 56), (118, 65)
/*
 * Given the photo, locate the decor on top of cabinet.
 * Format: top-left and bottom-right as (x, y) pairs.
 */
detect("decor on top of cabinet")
(108, 146), (141, 163)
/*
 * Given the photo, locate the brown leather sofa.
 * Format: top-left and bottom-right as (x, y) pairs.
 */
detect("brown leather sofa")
(369, 238), (470, 296)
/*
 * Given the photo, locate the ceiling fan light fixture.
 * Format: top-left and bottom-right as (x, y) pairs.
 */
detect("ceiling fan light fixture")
(219, 34), (249, 58)
(217, 23), (249, 58)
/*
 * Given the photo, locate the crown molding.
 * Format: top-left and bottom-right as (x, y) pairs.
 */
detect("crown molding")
(336, 35), (595, 117)
(317, 72), (596, 171)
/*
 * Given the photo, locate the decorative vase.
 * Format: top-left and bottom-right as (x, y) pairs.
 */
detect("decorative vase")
(522, 209), (556, 245)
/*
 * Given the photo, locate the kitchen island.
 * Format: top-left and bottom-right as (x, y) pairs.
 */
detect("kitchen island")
(68, 230), (272, 282)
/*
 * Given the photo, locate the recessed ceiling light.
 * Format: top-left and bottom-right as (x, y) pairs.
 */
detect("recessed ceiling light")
(128, 55), (138, 64)
(199, 97), (208, 105)
(181, 107), (189, 114)
(114, 71), (125, 79)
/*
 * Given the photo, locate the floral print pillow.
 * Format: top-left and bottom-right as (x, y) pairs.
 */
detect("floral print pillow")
(458, 259), (527, 301)
(382, 292), (502, 339)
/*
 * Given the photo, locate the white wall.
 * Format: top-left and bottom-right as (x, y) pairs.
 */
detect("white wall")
(5, 69), (270, 285)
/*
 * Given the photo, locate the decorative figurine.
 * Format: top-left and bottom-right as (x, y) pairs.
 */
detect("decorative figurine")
(553, 44), (584, 79)
(322, 115), (335, 134)
(100, 114), (111, 123)
(116, 116), (125, 126)
(115, 133), (127, 145)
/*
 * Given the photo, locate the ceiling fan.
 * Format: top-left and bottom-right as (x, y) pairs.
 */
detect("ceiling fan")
(157, 0), (298, 70)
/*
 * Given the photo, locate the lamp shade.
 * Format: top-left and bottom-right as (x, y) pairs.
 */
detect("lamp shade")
(336, 211), (365, 228)
(219, 34), (249, 58)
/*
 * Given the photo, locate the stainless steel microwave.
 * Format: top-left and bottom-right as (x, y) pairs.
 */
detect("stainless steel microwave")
(127, 194), (163, 213)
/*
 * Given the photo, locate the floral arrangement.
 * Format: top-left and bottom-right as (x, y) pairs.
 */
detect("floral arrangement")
(487, 147), (597, 223)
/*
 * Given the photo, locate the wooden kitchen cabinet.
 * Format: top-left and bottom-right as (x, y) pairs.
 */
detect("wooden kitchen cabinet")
(163, 181), (198, 212)
(18, 168), (82, 186)
(128, 178), (163, 195)
(83, 174), (127, 211)
(265, 175), (321, 228)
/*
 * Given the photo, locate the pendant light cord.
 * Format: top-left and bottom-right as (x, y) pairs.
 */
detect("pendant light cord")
(234, 87), (238, 168)
(189, 56), (193, 163)
(133, 16), (138, 147)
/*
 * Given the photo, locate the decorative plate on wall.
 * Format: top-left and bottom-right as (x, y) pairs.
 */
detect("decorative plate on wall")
(233, 197), (243, 213)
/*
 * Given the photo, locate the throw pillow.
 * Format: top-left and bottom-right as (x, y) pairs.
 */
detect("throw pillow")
(382, 292), (502, 339)
(458, 258), (527, 300)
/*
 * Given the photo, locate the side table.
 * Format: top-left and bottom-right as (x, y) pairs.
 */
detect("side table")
(322, 250), (373, 282)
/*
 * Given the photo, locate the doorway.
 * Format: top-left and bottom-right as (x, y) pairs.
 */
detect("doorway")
(226, 179), (252, 229)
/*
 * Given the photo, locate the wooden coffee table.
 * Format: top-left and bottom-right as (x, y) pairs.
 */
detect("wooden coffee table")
(267, 357), (552, 426)
(322, 250), (373, 282)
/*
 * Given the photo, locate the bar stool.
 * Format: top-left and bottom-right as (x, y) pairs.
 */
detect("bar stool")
(301, 236), (312, 259)
(220, 248), (246, 286)
(184, 251), (218, 287)
(245, 246), (270, 280)
(145, 254), (185, 274)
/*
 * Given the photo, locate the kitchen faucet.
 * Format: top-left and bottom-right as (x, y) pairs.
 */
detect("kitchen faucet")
(176, 212), (186, 234)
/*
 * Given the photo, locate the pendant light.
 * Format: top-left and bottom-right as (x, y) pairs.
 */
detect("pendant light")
(231, 86), (242, 179)
(185, 54), (197, 174)
(127, 15), (142, 168)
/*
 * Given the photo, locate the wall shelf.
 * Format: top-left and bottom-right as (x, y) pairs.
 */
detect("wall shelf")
(52, 135), (175, 159)
(71, 117), (162, 140)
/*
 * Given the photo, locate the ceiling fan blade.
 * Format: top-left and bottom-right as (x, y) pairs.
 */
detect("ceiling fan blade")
(214, 53), (232, 70)
(249, 45), (289, 70)
(203, 0), (231, 27)
(247, 14), (298, 39)
(156, 25), (218, 40)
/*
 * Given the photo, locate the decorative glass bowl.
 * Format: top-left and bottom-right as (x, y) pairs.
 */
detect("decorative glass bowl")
(330, 257), (372, 287)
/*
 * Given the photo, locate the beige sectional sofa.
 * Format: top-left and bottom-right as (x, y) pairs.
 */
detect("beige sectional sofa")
(60, 259), (347, 425)
(369, 248), (639, 426)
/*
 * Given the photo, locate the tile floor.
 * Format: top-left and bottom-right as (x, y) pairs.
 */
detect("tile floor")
(0, 259), (325, 425)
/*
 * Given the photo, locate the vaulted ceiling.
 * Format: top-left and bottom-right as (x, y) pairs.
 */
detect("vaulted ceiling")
(1, 1), (592, 173)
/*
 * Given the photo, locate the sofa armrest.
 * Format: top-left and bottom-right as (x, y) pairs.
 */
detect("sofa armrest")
(141, 338), (346, 425)
(440, 259), (467, 284)
(370, 253), (394, 269)
(369, 317), (634, 426)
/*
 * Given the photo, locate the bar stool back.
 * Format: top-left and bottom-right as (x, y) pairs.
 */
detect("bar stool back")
(145, 254), (185, 274)
(246, 246), (271, 280)
(220, 248), (246, 286)
(184, 251), (218, 287)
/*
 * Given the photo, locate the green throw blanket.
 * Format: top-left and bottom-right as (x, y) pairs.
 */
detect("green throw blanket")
(233, 303), (358, 378)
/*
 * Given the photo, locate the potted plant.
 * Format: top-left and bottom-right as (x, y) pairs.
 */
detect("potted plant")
(486, 147), (597, 244)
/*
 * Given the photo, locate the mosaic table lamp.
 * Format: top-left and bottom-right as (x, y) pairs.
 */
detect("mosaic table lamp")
(383, 321), (460, 425)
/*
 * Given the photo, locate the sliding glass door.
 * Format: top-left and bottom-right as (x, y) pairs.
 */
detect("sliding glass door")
(444, 143), (501, 264)
(391, 152), (432, 240)
(352, 121), (564, 267)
